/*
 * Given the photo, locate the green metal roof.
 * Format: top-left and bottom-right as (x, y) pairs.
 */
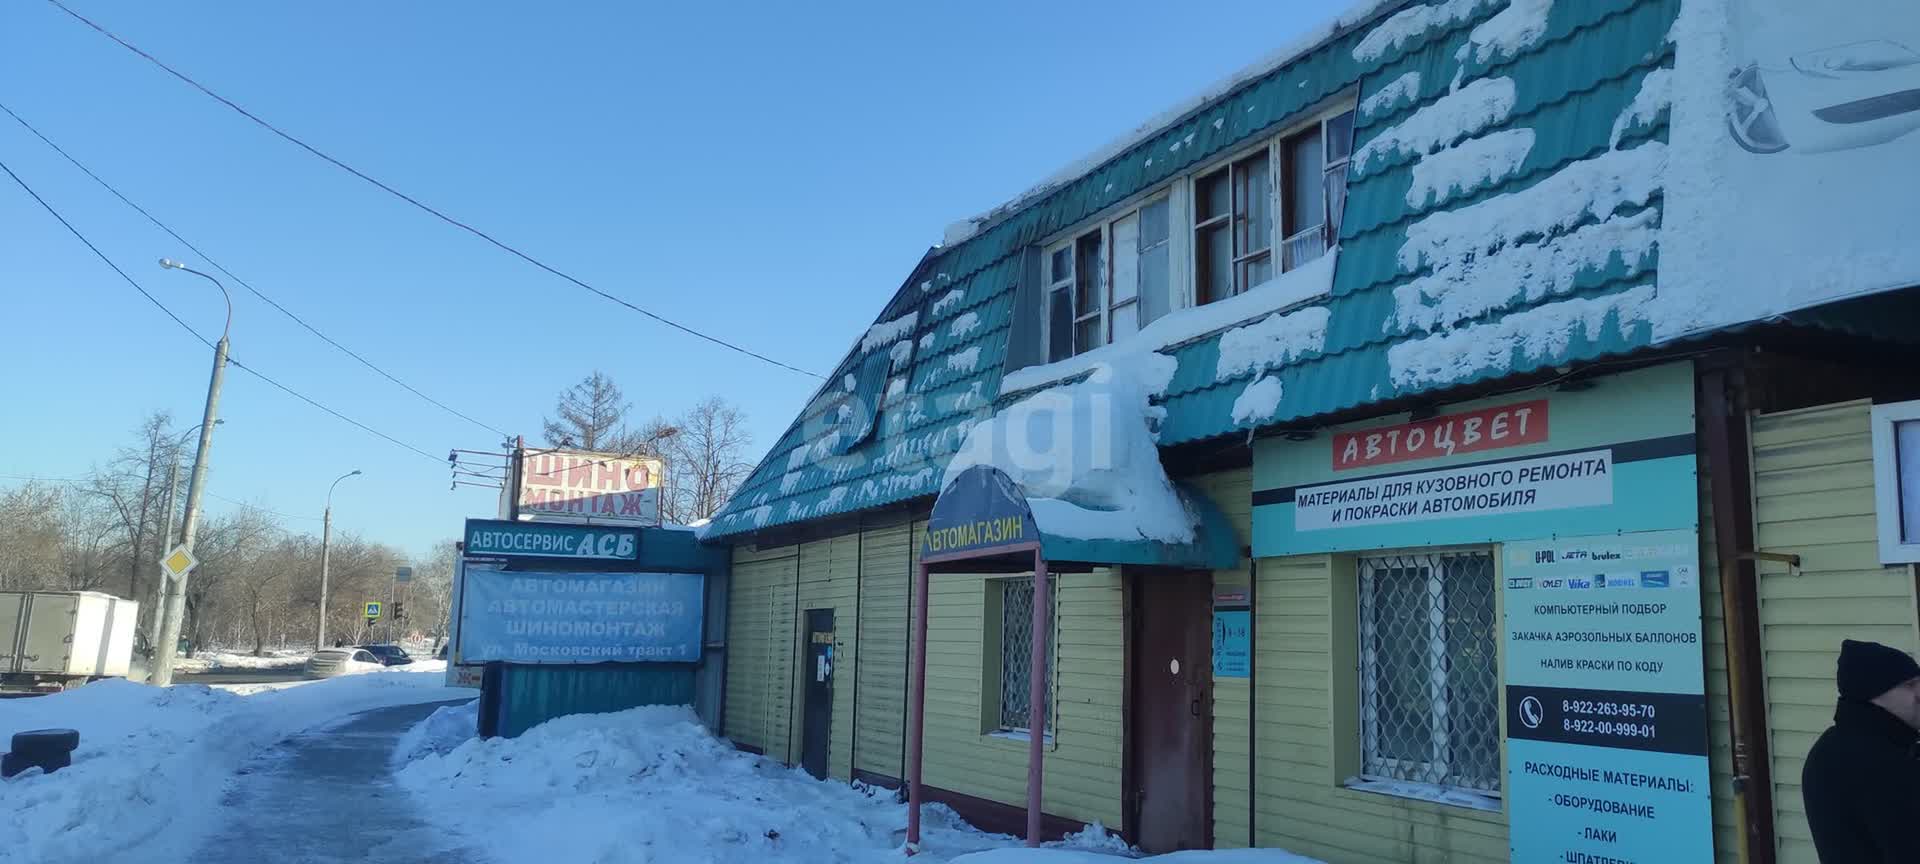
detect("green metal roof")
(707, 0), (1681, 540)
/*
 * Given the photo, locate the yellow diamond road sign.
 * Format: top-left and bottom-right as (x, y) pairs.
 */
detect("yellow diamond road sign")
(160, 545), (198, 579)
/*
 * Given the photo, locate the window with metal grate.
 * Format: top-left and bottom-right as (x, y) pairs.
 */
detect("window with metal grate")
(997, 576), (1055, 735)
(1358, 550), (1501, 795)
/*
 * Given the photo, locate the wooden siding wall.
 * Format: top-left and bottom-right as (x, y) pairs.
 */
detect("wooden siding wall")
(1190, 469), (1254, 848)
(725, 545), (799, 760)
(919, 567), (1126, 828)
(1750, 400), (1920, 863)
(854, 520), (917, 779)
(1248, 551), (1510, 863)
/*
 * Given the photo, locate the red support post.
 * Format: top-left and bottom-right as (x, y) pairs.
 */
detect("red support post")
(1025, 550), (1049, 846)
(906, 561), (932, 855)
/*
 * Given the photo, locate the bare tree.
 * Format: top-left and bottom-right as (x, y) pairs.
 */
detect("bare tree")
(543, 371), (636, 451)
(662, 397), (753, 523)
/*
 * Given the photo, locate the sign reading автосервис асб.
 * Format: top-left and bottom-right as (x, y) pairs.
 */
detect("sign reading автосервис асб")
(464, 518), (639, 560)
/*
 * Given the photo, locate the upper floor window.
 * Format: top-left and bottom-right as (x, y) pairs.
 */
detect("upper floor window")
(1045, 196), (1172, 361)
(1019, 104), (1354, 371)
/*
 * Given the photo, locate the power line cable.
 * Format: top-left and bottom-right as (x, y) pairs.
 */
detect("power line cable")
(1, 155), (443, 465)
(0, 100), (510, 438)
(46, 0), (823, 380)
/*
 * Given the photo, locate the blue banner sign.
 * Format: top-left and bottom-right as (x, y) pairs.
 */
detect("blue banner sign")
(922, 466), (1039, 561)
(457, 569), (704, 663)
(1502, 529), (1712, 864)
(1212, 610), (1250, 679)
(464, 518), (639, 561)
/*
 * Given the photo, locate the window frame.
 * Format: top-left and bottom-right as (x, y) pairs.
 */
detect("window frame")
(1040, 194), (1173, 362)
(991, 574), (1058, 738)
(1355, 548), (1501, 799)
(1025, 95), (1356, 365)
(1871, 400), (1920, 563)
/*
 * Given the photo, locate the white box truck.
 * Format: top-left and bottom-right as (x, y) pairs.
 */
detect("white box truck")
(0, 591), (143, 693)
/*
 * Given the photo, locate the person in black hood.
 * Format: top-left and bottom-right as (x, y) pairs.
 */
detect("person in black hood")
(1803, 639), (1920, 863)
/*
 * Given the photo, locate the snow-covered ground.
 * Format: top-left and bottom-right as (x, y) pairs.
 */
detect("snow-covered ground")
(392, 703), (1326, 864)
(0, 661), (464, 864)
(173, 648), (310, 673)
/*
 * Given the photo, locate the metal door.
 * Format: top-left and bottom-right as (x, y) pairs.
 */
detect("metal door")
(800, 609), (835, 779)
(1131, 572), (1211, 851)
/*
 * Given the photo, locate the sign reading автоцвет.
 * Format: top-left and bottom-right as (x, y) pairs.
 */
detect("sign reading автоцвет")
(464, 518), (639, 561)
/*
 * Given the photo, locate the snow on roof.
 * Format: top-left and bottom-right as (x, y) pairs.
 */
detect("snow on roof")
(1455, 0), (1553, 64)
(1405, 127), (1534, 208)
(859, 311), (919, 354)
(944, 0), (1405, 246)
(947, 353), (1195, 544)
(1360, 70), (1422, 120)
(1354, 76), (1517, 175)
(1230, 375), (1286, 426)
(1002, 251), (1337, 396)
(1388, 285), (1654, 389)
(1215, 303), (1331, 382)
(1353, 0), (1495, 62)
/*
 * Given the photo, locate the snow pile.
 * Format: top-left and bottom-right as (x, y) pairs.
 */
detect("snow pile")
(394, 705), (1014, 863)
(173, 649), (308, 673)
(1353, 77), (1517, 174)
(390, 699), (479, 766)
(1231, 375), (1287, 426)
(1360, 70), (1421, 120)
(1353, 0), (1495, 62)
(934, 289), (967, 315)
(947, 353), (1196, 544)
(951, 311), (983, 339)
(949, 346), (983, 373)
(1003, 253), (1336, 396)
(0, 665), (466, 864)
(1456, 0), (1553, 64)
(1405, 127), (1534, 207)
(861, 312), (920, 354)
(1392, 208), (1658, 334)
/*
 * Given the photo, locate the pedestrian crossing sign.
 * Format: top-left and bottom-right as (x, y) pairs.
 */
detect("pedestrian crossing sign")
(364, 601), (382, 621)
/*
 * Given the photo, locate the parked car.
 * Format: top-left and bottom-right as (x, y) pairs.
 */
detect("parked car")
(355, 644), (414, 667)
(304, 648), (384, 679)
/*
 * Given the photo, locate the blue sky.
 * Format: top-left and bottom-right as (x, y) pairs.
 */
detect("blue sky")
(0, 0), (1346, 556)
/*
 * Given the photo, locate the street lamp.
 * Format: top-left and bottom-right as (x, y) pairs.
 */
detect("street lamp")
(317, 469), (362, 649)
(150, 419), (223, 648)
(151, 258), (233, 686)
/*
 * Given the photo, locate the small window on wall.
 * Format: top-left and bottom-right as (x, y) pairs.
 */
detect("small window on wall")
(1871, 401), (1920, 563)
(1357, 550), (1501, 799)
(1282, 109), (1354, 271)
(997, 576), (1054, 735)
(1194, 152), (1273, 304)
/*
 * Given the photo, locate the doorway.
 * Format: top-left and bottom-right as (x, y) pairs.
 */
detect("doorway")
(800, 609), (835, 780)
(1130, 571), (1212, 851)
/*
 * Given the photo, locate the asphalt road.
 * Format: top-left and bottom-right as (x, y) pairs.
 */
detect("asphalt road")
(177, 666), (309, 686)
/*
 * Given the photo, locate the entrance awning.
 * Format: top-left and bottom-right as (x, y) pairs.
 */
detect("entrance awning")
(1031, 482), (1241, 571)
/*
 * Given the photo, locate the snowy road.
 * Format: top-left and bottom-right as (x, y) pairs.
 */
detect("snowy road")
(191, 700), (476, 864)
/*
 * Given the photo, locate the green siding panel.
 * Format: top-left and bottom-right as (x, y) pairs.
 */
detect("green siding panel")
(496, 664), (695, 739)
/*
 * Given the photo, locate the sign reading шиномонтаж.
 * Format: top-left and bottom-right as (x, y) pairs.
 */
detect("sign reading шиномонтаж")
(1502, 530), (1713, 863)
(464, 518), (640, 560)
(1293, 449), (1613, 532)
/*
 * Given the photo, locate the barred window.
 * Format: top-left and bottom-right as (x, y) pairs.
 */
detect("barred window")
(1358, 551), (1500, 796)
(998, 577), (1054, 734)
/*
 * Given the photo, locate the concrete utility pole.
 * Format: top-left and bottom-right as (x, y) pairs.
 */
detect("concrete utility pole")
(151, 421), (218, 648)
(317, 469), (361, 649)
(152, 259), (232, 686)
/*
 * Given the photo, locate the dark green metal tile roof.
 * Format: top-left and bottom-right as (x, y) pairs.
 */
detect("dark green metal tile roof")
(709, 0), (1685, 538)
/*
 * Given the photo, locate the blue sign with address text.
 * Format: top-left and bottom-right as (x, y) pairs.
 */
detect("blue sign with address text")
(457, 568), (704, 663)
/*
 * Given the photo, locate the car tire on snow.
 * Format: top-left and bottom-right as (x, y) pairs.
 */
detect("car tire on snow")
(3, 728), (80, 777)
